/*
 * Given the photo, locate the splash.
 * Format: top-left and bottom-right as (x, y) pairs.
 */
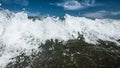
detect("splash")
(0, 9), (120, 67)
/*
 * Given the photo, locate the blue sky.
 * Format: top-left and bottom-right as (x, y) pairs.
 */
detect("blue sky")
(0, 0), (120, 19)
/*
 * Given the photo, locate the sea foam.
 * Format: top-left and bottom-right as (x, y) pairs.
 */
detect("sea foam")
(0, 10), (120, 68)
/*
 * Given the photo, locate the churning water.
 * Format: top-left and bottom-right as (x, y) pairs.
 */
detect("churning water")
(0, 9), (120, 68)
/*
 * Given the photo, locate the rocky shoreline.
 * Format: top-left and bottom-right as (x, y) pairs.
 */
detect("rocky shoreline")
(6, 35), (120, 68)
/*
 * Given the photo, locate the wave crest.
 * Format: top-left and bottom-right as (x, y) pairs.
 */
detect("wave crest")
(0, 10), (120, 67)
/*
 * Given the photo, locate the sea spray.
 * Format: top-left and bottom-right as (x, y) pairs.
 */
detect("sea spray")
(0, 10), (120, 67)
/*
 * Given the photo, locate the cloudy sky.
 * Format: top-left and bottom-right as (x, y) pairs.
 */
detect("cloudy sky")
(0, 0), (120, 19)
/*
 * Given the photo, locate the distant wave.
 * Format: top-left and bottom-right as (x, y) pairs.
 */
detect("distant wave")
(0, 9), (120, 67)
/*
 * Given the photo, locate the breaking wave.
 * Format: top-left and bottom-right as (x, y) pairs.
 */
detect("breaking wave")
(0, 9), (120, 67)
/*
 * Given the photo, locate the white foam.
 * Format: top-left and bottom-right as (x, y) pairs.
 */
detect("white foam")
(0, 10), (120, 67)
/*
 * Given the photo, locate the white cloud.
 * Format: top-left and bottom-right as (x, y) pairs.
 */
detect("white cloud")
(111, 11), (120, 15)
(57, 0), (83, 10)
(82, 0), (95, 6)
(55, 0), (96, 10)
(83, 11), (106, 18)
(83, 10), (120, 19)
(0, 3), (2, 6)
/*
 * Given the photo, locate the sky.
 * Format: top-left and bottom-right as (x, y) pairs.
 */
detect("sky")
(0, 0), (120, 19)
